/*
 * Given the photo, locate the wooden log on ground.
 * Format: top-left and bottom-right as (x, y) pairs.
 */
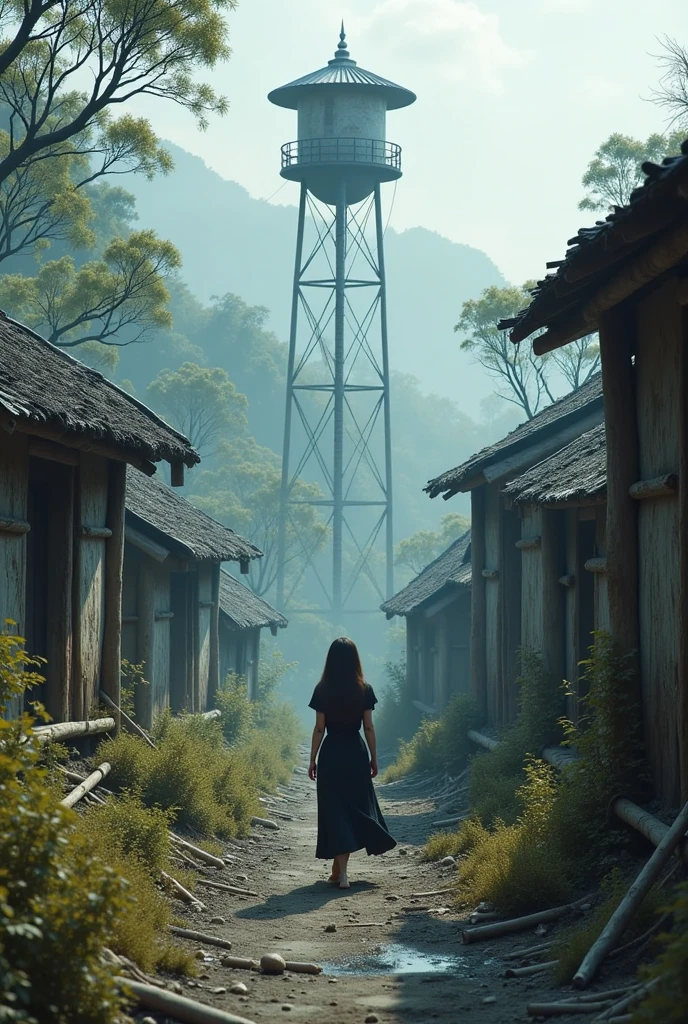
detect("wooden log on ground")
(573, 799), (688, 989)
(33, 717), (115, 745)
(502, 941), (553, 961)
(467, 729), (499, 752)
(195, 879), (259, 897)
(284, 960), (322, 975)
(220, 956), (259, 971)
(160, 871), (205, 909)
(201, 709), (222, 721)
(250, 816), (279, 830)
(543, 747), (579, 770)
(505, 959), (558, 978)
(612, 797), (688, 864)
(592, 979), (661, 1020)
(99, 690), (156, 749)
(462, 897), (590, 944)
(409, 888), (454, 899)
(116, 977), (257, 1024)
(168, 926), (233, 951)
(527, 1000), (615, 1016)
(168, 834), (225, 869)
(60, 762), (111, 808)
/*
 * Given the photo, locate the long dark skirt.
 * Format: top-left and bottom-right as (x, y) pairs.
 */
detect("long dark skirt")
(315, 732), (396, 859)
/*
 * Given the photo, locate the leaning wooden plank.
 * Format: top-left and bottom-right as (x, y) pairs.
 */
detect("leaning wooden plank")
(33, 717), (115, 744)
(160, 870), (205, 909)
(116, 977), (257, 1024)
(573, 799), (688, 989)
(462, 897), (590, 943)
(60, 762), (111, 809)
(99, 690), (156, 750)
(195, 879), (259, 897)
(168, 926), (233, 951)
(168, 834), (225, 869)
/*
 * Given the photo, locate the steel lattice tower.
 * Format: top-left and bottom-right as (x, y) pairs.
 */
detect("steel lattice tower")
(269, 27), (415, 619)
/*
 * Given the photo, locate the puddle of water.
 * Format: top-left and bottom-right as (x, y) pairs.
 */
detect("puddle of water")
(322, 943), (467, 976)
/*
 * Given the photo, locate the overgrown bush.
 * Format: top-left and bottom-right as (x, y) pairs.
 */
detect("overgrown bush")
(0, 625), (125, 1023)
(374, 659), (422, 755)
(215, 671), (255, 744)
(633, 881), (688, 1023)
(383, 692), (479, 782)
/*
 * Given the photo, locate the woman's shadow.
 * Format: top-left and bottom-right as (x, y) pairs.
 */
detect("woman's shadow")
(235, 880), (378, 921)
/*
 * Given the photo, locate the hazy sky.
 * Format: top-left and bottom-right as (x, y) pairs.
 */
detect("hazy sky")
(138, 0), (687, 286)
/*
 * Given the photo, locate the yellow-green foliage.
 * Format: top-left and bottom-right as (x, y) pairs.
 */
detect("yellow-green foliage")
(553, 869), (663, 985)
(383, 692), (479, 782)
(633, 881), (688, 1023)
(453, 759), (571, 916)
(469, 649), (563, 825)
(0, 625), (125, 1023)
(215, 671), (255, 744)
(75, 794), (194, 975)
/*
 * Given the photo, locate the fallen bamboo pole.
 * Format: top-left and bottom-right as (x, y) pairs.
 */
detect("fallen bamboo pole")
(168, 926), (233, 951)
(99, 691), (156, 749)
(168, 834), (225, 869)
(613, 797), (688, 864)
(592, 978), (661, 1021)
(573, 799), (688, 989)
(502, 941), (553, 961)
(60, 762), (111, 809)
(200, 709), (222, 721)
(160, 871), (205, 909)
(462, 897), (590, 943)
(467, 729), (499, 752)
(284, 961), (322, 975)
(250, 816), (279, 830)
(409, 888), (454, 899)
(220, 956), (259, 971)
(527, 1001), (615, 1016)
(116, 977), (257, 1024)
(505, 959), (558, 978)
(195, 879), (259, 897)
(33, 717), (115, 744)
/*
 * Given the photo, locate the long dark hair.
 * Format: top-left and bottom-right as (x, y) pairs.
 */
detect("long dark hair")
(316, 637), (365, 716)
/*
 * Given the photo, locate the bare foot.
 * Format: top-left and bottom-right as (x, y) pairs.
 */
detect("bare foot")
(328, 860), (340, 884)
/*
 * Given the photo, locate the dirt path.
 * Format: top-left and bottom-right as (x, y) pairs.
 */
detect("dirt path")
(161, 764), (634, 1024)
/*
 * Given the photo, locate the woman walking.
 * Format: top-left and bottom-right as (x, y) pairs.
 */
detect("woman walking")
(308, 637), (396, 889)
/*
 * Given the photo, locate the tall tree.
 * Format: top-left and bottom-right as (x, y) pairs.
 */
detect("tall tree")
(456, 284), (553, 419)
(579, 130), (685, 212)
(0, 230), (181, 354)
(0, 0), (235, 189)
(147, 362), (248, 458)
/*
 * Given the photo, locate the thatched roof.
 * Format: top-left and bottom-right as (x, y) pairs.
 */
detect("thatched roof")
(503, 423), (606, 508)
(126, 468), (261, 563)
(0, 311), (198, 469)
(381, 530), (471, 618)
(219, 571), (288, 632)
(425, 374), (603, 500)
(500, 141), (688, 347)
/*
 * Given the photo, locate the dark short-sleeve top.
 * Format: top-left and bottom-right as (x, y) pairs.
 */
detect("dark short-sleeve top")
(309, 683), (377, 735)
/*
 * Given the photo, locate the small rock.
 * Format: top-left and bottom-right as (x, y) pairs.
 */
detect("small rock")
(236, 874), (249, 882)
(535, 924), (549, 937)
(398, 848), (408, 856)
(195, 950), (206, 960)
(282, 1005), (293, 1012)
(384, 894), (399, 901)
(142, 1018), (157, 1024)
(170, 981), (183, 994)
(213, 987), (227, 995)
(328, 978), (338, 984)
(210, 916), (225, 925)
(329, 1000), (338, 1006)
(230, 982), (248, 995)
(324, 923), (337, 933)
(482, 995), (497, 1005)
(199, 972), (211, 979)
(365, 1015), (380, 1023)
(440, 856), (456, 868)
(261, 952), (287, 974)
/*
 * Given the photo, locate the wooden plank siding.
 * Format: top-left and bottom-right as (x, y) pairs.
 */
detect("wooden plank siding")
(483, 483), (502, 723)
(634, 279), (682, 804)
(73, 453), (109, 720)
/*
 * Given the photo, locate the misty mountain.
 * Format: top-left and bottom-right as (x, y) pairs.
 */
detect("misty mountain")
(125, 143), (506, 414)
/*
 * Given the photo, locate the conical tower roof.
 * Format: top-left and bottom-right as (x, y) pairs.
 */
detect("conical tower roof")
(268, 25), (416, 111)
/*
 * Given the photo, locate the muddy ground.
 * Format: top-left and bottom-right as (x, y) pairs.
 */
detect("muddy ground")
(141, 762), (644, 1024)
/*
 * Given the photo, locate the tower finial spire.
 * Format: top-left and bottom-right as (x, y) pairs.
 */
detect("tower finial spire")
(335, 21), (350, 59)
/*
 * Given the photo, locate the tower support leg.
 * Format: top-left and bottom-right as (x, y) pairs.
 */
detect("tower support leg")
(276, 183), (307, 609)
(374, 184), (394, 601)
(333, 179), (347, 620)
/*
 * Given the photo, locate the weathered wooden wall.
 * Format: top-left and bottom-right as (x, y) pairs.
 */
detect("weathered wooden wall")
(483, 483), (502, 723)
(634, 278), (682, 804)
(520, 506), (543, 657)
(405, 615), (420, 702)
(0, 435), (28, 717)
(73, 453), (109, 720)
(450, 589), (471, 697)
(196, 563), (213, 712)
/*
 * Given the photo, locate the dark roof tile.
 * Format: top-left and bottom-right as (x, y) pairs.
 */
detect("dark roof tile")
(219, 571), (288, 631)
(381, 530), (471, 617)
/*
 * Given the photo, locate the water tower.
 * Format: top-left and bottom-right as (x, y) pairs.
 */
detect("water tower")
(269, 26), (416, 618)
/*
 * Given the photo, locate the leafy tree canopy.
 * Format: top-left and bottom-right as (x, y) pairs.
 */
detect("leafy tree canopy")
(395, 512), (471, 577)
(579, 130), (685, 212)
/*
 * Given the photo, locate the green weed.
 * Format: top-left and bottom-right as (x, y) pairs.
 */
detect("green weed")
(633, 880), (688, 1023)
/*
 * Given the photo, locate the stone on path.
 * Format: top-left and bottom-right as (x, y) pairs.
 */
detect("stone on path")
(440, 856), (456, 868)
(261, 952), (287, 974)
(324, 923), (337, 933)
(210, 916), (225, 924)
(230, 982), (248, 995)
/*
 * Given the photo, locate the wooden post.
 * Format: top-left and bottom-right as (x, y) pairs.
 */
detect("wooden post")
(101, 461), (125, 733)
(136, 557), (155, 730)
(208, 562), (221, 705)
(70, 464), (84, 721)
(598, 305), (640, 658)
(541, 509), (565, 696)
(406, 615), (419, 700)
(437, 608), (450, 711)
(680, 305), (688, 800)
(470, 486), (487, 720)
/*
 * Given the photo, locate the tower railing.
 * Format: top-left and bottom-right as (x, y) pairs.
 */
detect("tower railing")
(281, 138), (401, 171)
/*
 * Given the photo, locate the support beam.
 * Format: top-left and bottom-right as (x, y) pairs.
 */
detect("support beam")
(470, 487), (487, 719)
(101, 461), (126, 732)
(629, 473), (678, 500)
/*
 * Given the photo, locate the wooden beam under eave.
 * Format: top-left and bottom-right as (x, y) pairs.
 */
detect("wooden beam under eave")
(532, 316), (592, 355)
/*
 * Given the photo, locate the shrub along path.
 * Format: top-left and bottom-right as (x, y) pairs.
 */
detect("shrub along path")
(157, 765), (641, 1024)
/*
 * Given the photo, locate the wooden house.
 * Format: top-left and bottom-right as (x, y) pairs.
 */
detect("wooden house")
(501, 139), (688, 803)
(381, 530), (472, 713)
(123, 469), (262, 727)
(425, 376), (603, 728)
(0, 312), (198, 723)
(502, 423), (607, 720)
(218, 570), (288, 700)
